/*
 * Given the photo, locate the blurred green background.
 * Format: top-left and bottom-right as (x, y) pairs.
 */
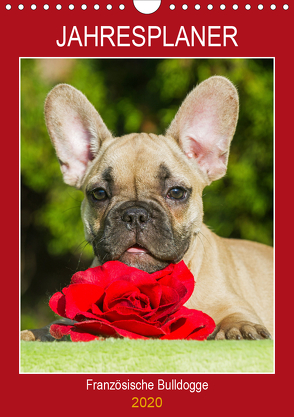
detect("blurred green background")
(21, 58), (273, 330)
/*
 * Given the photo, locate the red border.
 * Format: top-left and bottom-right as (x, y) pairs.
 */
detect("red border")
(3, 1), (293, 414)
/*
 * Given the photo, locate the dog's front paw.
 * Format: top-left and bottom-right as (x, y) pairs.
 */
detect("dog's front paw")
(20, 330), (37, 341)
(20, 328), (58, 342)
(208, 321), (272, 340)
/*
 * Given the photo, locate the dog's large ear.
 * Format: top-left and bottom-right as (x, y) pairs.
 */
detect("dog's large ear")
(166, 76), (239, 184)
(45, 84), (112, 188)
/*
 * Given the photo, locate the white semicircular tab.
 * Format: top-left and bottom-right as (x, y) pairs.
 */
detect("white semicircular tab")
(133, 0), (161, 14)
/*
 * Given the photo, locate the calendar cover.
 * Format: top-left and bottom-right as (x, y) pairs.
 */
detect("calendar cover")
(2, 1), (292, 414)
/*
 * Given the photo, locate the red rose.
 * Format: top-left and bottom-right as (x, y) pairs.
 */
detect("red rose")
(49, 261), (215, 341)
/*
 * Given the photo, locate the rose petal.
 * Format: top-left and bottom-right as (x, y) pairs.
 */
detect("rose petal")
(49, 292), (66, 317)
(50, 323), (73, 339)
(65, 284), (104, 319)
(101, 309), (161, 327)
(169, 261), (195, 301)
(144, 302), (177, 322)
(186, 326), (214, 341)
(112, 320), (165, 337)
(153, 261), (195, 304)
(110, 293), (151, 310)
(137, 282), (162, 308)
(50, 323), (101, 341)
(74, 310), (102, 321)
(104, 305), (156, 318)
(70, 262), (119, 287)
(160, 285), (180, 306)
(91, 303), (103, 315)
(70, 331), (101, 342)
(141, 286), (181, 322)
(161, 306), (215, 340)
(111, 327), (148, 340)
(72, 261), (151, 288)
(102, 261), (150, 285)
(74, 320), (119, 337)
(150, 263), (175, 280)
(157, 276), (188, 307)
(75, 320), (148, 340)
(103, 281), (139, 311)
(71, 267), (105, 286)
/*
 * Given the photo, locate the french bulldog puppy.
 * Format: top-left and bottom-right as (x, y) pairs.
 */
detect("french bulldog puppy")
(21, 76), (273, 341)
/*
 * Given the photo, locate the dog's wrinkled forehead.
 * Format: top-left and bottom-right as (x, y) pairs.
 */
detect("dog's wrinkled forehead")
(84, 132), (199, 197)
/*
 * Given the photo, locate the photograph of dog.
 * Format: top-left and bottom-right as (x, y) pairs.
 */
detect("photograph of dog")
(21, 59), (273, 342)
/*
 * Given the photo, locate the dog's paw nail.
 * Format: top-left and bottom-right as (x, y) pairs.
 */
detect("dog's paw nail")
(260, 330), (272, 339)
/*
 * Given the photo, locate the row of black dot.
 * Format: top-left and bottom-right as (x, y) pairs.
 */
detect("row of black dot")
(4, 4), (291, 11)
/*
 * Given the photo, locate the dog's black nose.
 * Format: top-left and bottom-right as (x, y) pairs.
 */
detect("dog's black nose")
(121, 207), (149, 230)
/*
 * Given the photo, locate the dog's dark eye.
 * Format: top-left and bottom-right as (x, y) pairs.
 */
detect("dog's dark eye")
(91, 188), (108, 201)
(167, 187), (187, 200)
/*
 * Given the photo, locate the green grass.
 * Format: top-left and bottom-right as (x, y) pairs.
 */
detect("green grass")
(20, 339), (274, 373)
